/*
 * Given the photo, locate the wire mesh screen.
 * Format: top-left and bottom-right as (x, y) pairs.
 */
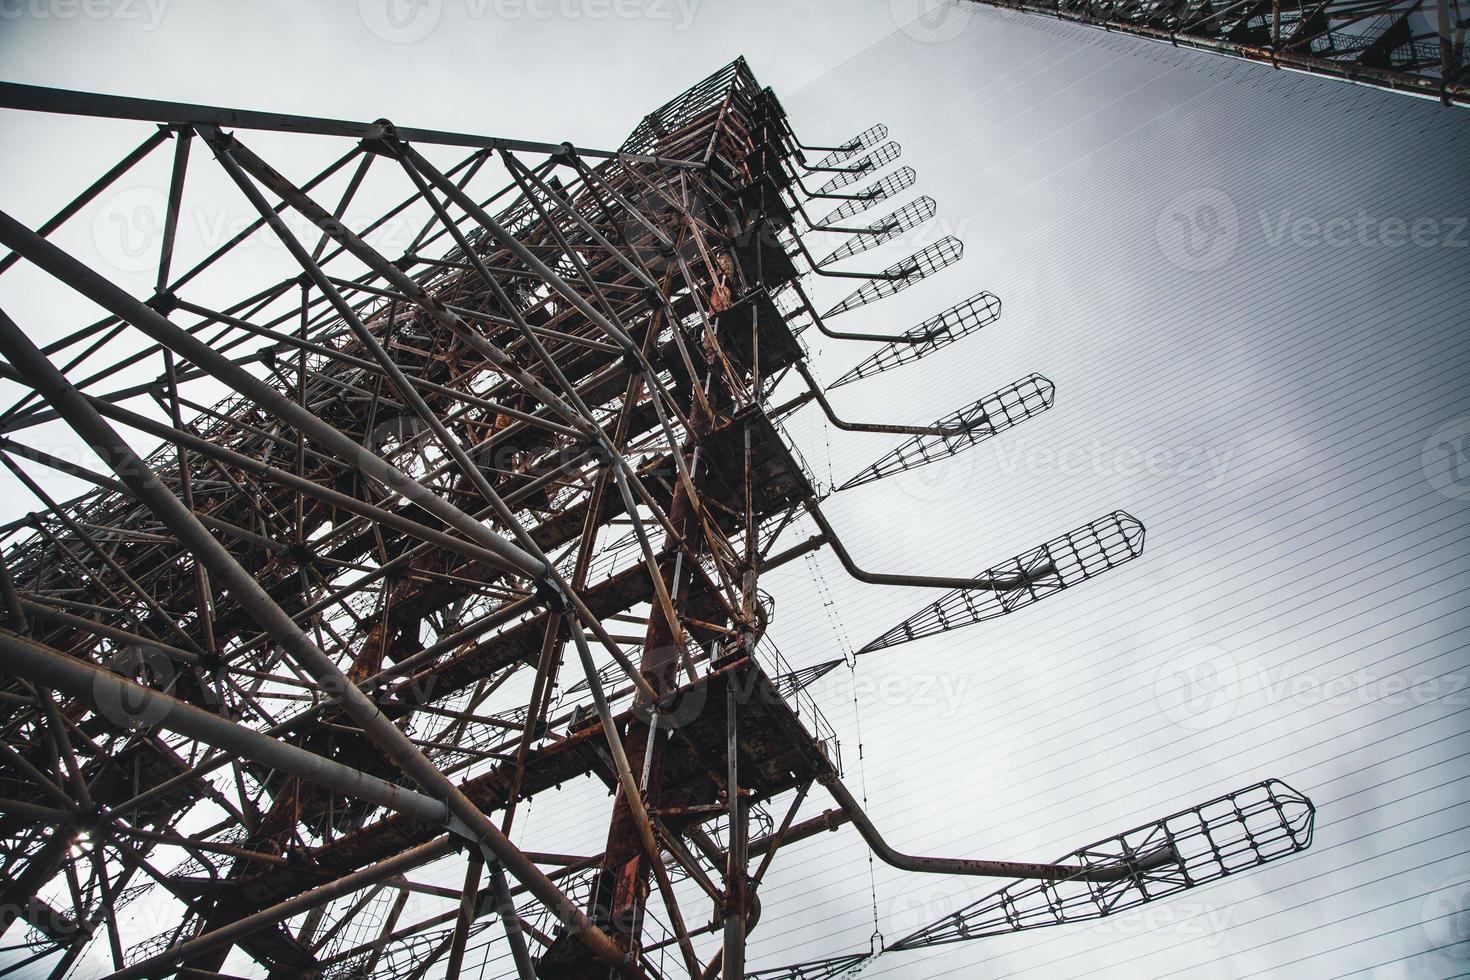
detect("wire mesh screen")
(823, 237), (964, 317)
(808, 123), (889, 169)
(814, 141), (903, 195)
(828, 291), (1001, 387)
(818, 196), (938, 267)
(859, 511), (1146, 653)
(817, 167), (918, 226)
(839, 373), (1055, 489)
(748, 780), (1314, 978)
(891, 778), (1316, 949)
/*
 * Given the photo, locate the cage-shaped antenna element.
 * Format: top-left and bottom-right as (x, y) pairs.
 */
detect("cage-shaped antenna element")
(838, 375), (1055, 491)
(818, 167), (917, 226)
(749, 779), (1313, 978)
(823, 237), (963, 317)
(829, 291), (1001, 388)
(747, 952), (871, 980)
(773, 659), (845, 699)
(818, 196), (937, 268)
(810, 123), (889, 168)
(890, 779), (1315, 950)
(859, 511), (1146, 653)
(815, 141), (903, 195)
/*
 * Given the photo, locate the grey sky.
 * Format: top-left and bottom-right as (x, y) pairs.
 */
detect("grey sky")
(1, 2), (1468, 978)
(762, 13), (1470, 978)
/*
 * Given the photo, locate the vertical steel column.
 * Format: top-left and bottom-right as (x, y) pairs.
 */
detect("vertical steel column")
(722, 679), (748, 978)
(486, 860), (536, 980)
(589, 373), (714, 953)
(444, 852), (484, 980)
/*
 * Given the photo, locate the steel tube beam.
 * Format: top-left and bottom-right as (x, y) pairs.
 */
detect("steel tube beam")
(398, 143), (645, 359)
(792, 361), (973, 436)
(208, 132), (677, 706)
(787, 276), (929, 344)
(444, 854), (483, 980)
(722, 678), (748, 978)
(0, 630), (446, 824)
(208, 131), (596, 437)
(0, 301), (624, 966)
(565, 612), (703, 975)
(804, 500), (1054, 592)
(99, 838), (458, 980)
(820, 776), (1175, 882)
(0, 209), (547, 581)
(0, 81), (710, 166)
(486, 860), (536, 980)
(81, 399), (518, 573)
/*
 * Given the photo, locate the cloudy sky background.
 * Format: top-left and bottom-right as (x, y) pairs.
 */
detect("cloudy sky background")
(1, 2), (1468, 978)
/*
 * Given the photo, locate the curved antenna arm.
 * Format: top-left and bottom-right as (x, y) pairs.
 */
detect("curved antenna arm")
(796, 157), (873, 174)
(792, 361), (972, 437)
(786, 231), (909, 280)
(787, 277), (932, 344)
(820, 775), (1175, 882)
(803, 499), (1057, 592)
(780, 179), (900, 236)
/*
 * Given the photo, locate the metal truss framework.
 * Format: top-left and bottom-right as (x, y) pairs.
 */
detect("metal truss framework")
(967, 0), (1469, 106)
(0, 57), (1312, 980)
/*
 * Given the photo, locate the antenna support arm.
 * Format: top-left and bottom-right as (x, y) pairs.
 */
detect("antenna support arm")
(820, 775), (1176, 883)
(793, 361), (975, 437)
(803, 499), (1056, 592)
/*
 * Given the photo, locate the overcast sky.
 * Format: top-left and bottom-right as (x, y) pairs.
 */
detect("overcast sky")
(2, 3), (1469, 979)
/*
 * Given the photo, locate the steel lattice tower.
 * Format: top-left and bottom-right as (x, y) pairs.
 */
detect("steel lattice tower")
(0, 60), (1312, 980)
